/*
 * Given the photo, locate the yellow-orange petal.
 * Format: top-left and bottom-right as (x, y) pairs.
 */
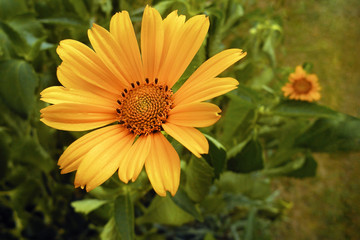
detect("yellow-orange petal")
(40, 103), (116, 131)
(88, 23), (137, 86)
(40, 86), (117, 108)
(141, 5), (164, 82)
(57, 63), (117, 101)
(58, 125), (122, 173)
(158, 15), (209, 88)
(56, 39), (124, 92)
(145, 132), (180, 196)
(167, 102), (221, 128)
(159, 10), (186, 70)
(162, 122), (208, 158)
(173, 77), (239, 106)
(118, 135), (152, 183)
(294, 65), (306, 77)
(110, 11), (144, 83)
(174, 49), (246, 98)
(74, 126), (134, 191)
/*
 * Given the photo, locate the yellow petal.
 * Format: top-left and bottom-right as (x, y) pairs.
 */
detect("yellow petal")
(294, 65), (306, 77)
(159, 10), (186, 70)
(145, 132), (180, 196)
(57, 63), (117, 101)
(57, 39), (125, 92)
(59, 125), (122, 172)
(88, 23), (137, 86)
(141, 5), (164, 82)
(173, 77), (239, 105)
(167, 102), (221, 127)
(118, 135), (152, 183)
(40, 86), (117, 108)
(74, 126), (134, 191)
(174, 49), (246, 98)
(162, 122), (208, 158)
(110, 11), (144, 83)
(158, 15), (209, 88)
(40, 103), (116, 131)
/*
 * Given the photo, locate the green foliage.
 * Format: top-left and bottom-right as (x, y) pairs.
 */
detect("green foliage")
(0, 0), (359, 239)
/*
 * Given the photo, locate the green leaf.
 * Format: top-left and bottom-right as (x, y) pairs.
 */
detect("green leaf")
(114, 192), (134, 240)
(295, 115), (360, 152)
(272, 100), (339, 118)
(39, 16), (87, 27)
(185, 157), (214, 202)
(262, 156), (306, 177)
(71, 199), (108, 215)
(100, 218), (121, 240)
(0, 128), (10, 180)
(0, 21), (29, 57)
(12, 136), (54, 173)
(250, 66), (274, 89)
(171, 188), (203, 221)
(286, 152), (317, 178)
(0, 0), (27, 20)
(221, 93), (256, 145)
(69, 0), (89, 19)
(202, 134), (226, 178)
(227, 139), (264, 173)
(216, 172), (272, 199)
(0, 60), (38, 117)
(136, 195), (194, 226)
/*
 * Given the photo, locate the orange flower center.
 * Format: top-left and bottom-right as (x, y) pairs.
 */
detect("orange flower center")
(116, 79), (173, 136)
(293, 78), (312, 94)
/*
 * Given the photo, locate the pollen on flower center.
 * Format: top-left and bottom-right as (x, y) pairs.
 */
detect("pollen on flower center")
(293, 78), (312, 94)
(116, 78), (173, 136)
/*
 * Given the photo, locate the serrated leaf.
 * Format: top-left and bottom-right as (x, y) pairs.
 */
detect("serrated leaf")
(185, 157), (214, 202)
(216, 172), (271, 199)
(286, 152), (317, 178)
(136, 195), (194, 226)
(71, 199), (108, 215)
(227, 139), (264, 173)
(171, 188), (203, 221)
(295, 115), (360, 152)
(12, 136), (54, 173)
(0, 21), (29, 57)
(114, 193), (134, 240)
(272, 100), (339, 118)
(0, 60), (38, 117)
(262, 157), (306, 177)
(202, 134), (226, 178)
(221, 93), (256, 145)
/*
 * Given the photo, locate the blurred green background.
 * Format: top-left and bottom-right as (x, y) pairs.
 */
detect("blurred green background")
(271, 0), (360, 239)
(0, 0), (359, 239)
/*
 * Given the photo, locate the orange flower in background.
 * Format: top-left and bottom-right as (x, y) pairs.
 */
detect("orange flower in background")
(40, 6), (246, 196)
(282, 65), (321, 102)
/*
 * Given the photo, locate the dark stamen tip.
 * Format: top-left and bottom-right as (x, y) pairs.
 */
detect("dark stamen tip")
(131, 83), (135, 88)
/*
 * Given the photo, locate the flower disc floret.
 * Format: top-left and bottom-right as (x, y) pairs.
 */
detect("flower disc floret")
(116, 79), (173, 136)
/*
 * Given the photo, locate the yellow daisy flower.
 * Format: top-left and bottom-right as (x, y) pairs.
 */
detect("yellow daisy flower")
(40, 6), (246, 196)
(282, 65), (321, 102)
